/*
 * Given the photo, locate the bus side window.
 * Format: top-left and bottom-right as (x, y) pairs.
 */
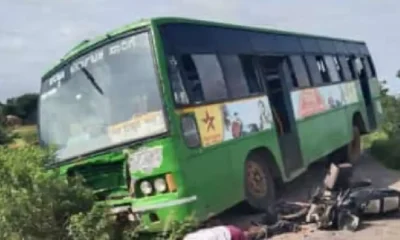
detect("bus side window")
(338, 56), (352, 81)
(332, 56), (345, 82)
(354, 57), (365, 79)
(167, 56), (189, 105)
(239, 55), (263, 94)
(218, 55), (250, 98)
(367, 56), (377, 77)
(191, 54), (228, 102)
(324, 55), (341, 83)
(180, 54), (205, 103)
(288, 55), (311, 88)
(304, 55), (324, 86)
(362, 57), (374, 79)
(180, 54), (228, 103)
(346, 56), (358, 80)
(315, 56), (330, 83)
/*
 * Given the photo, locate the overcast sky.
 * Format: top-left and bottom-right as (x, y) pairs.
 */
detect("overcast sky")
(1, 0), (399, 101)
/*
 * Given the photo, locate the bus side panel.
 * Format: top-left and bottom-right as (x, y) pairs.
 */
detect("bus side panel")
(343, 81), (367, 136)
(175, 107), (285, 222)
(176, 131), (283, 222)
(229, 129), (284, 200)
(290, 83), (357, 164)
(177, 143), (233, 220)
(296, 108), (349, 164)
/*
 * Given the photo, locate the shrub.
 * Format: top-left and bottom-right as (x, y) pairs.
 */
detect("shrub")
(0, 146), (105, 239)
(361, 130), (388, 149)
(0, 126), (12, 145)
(0, 145), (198, 240)
(19, 128), (38, 145)
(370, 137), (400, 170)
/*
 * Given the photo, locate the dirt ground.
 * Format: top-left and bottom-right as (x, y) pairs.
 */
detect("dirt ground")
(220, 152), (400, 239)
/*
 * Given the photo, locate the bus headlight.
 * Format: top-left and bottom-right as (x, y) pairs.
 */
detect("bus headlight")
(154, 178), (167, 193)
(140, 181), (153, 195)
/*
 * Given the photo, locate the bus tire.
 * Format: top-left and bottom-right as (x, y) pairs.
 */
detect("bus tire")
(244, 154), (277, 220)
(347, 125), (361, 163)
(333, 125), (361, 164)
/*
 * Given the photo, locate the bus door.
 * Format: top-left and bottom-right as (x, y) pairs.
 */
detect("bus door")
(357, 57), (377, 130)
(256, 56), (304, 177)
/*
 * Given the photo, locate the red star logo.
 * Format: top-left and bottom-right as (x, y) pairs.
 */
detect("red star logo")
(202, 110), (215, 132)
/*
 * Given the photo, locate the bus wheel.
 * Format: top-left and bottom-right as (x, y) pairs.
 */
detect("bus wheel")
(329, 126), (362, 165)
(347, 125), (361, 163)
(244, 154), (276, 219)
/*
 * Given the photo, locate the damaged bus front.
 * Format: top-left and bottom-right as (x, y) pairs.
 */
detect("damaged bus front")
(39, 28), (193, 230)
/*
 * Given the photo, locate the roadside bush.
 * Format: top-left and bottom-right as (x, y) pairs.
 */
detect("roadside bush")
(361, 130), (388, 149)
(0, 126), (12, 145)
(0, 145), (198, 240)
(19, 127), (39, 145)
(0, 146), (112, 240)
(369, 137), (400, 170)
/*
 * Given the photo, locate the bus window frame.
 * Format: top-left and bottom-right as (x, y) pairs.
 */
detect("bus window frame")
(158, 22), (378, 108)
(287, 55), (312, 89)
(170, 53), (268, 109)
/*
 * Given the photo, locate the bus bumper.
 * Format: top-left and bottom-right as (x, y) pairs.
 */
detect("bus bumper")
(108, 195), (197, 232)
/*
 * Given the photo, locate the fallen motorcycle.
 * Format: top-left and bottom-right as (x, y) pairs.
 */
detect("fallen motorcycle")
(276, 163), (400, 231)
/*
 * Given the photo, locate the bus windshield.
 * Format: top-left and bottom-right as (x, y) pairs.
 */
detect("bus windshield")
(39, 32), (167, 161)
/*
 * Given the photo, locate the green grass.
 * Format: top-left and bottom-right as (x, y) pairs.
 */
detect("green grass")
(9, 125), (38, 147)
(13, 125), (37, 135)
(362, 130), (400, 170)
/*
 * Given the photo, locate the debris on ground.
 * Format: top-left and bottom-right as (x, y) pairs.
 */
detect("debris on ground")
(182, 163), (400, 240)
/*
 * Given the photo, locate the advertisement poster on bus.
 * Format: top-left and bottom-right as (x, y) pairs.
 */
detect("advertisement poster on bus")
(194, 97), (274, 147)
(319, 85), (344, 109)
(291, 88), (326, 119)
(341, 82), (358, 104)
(221, 97), (273, 141)
(194, 104), (224, 147)
(291, 83), (351, 120)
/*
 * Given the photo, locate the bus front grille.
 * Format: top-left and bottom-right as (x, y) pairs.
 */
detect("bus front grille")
(68, 161), (129, 200)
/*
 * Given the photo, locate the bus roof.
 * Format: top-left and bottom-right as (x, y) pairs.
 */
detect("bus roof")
(42, 16), (365, 79)
(153, 17), (364, 43)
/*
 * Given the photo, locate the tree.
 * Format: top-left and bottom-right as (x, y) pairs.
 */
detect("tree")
(378, 80), (400, 137)
(2, 93), (39, 124)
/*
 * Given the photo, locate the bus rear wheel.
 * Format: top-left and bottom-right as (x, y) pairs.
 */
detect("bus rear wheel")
(244, 154), (277, 220)
(332, 125), (361, 164)
(347, 125), (361, 163)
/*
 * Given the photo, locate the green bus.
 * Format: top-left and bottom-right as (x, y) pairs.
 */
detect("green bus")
(38, 17), (382, 231)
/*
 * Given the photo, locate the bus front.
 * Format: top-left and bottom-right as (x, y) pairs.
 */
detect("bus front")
(38, 29), (193, 230)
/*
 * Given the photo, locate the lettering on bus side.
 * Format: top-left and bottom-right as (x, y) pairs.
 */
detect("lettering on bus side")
(192, 96), (274, 147)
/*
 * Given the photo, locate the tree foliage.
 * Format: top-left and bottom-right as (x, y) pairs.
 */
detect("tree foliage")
(368, 79), (400, 170)
(0, 146), (111, 240)
(378, 80), (400, 137)
(1, 93), (39, 124)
